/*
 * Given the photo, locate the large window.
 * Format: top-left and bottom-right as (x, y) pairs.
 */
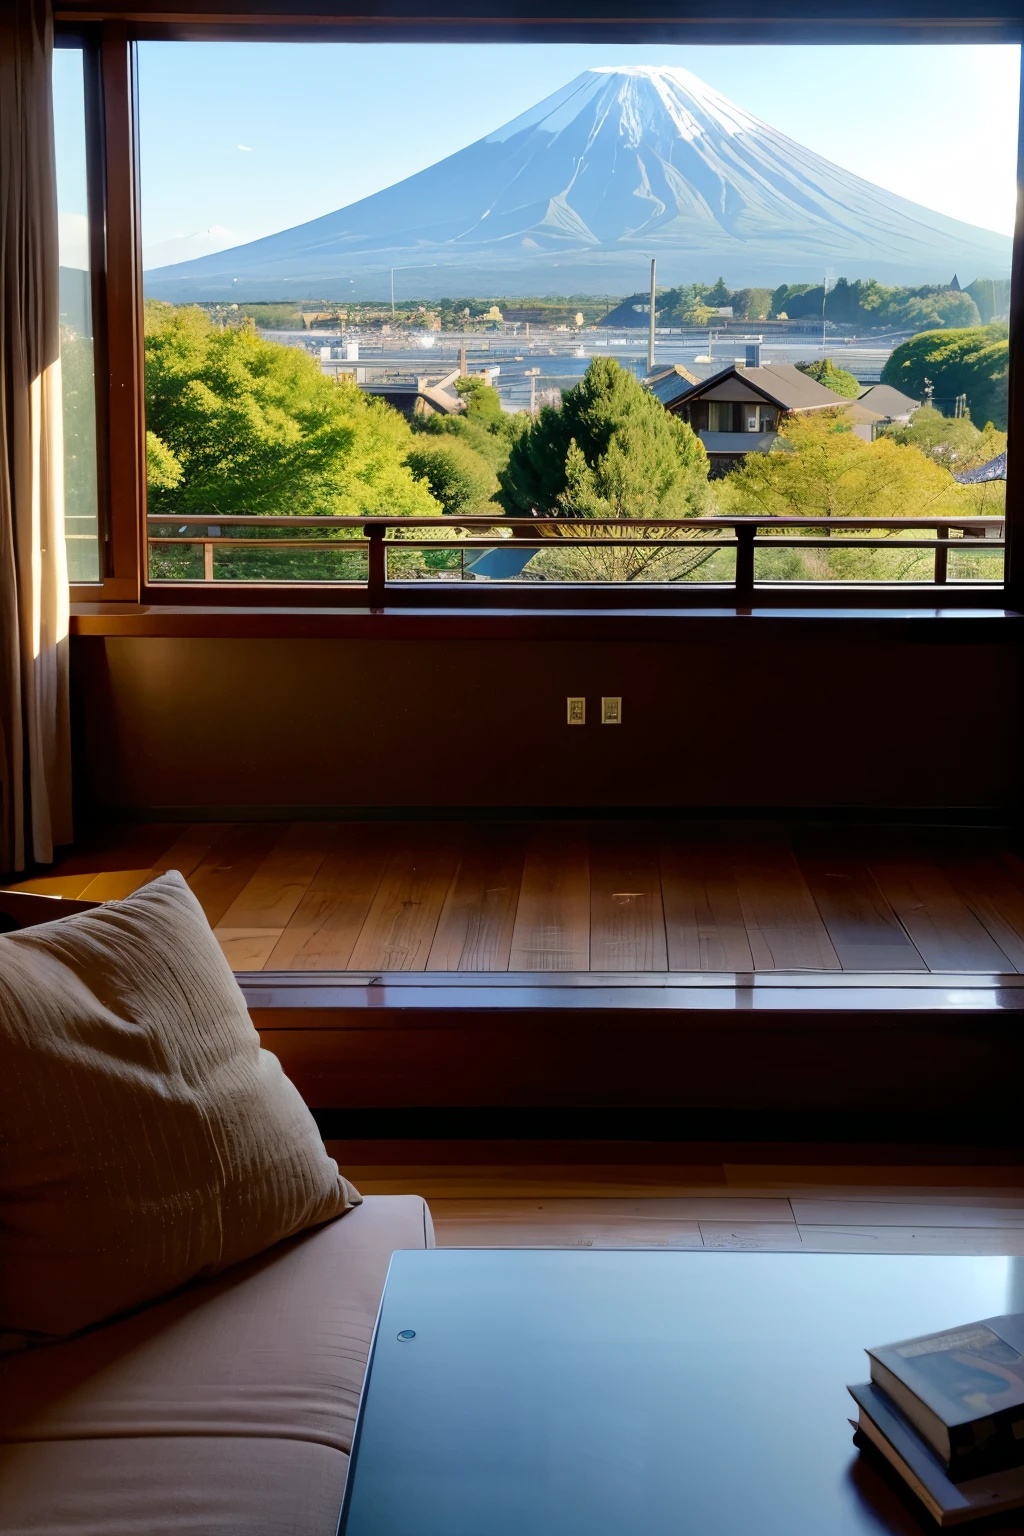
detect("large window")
(53, 42), (102, 584)
(134, 40), (1018, 596)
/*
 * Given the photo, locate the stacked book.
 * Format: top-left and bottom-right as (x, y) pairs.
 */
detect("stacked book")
(850, 1314), (1024, 1526)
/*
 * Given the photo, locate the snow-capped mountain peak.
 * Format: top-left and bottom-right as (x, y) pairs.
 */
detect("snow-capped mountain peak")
(144, 64), (1011, 302)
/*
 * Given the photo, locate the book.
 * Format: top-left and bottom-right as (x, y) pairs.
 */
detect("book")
(848, 1381), (1024, 1527)
(867, 1315), (1024, 1480)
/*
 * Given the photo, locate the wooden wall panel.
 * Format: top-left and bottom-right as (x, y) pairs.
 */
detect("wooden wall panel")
(252, 1007), (1024, 1113)
(71, 633), (1024, 814)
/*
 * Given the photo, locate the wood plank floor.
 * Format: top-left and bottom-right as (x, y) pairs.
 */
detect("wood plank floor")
(8, 819), (1024, 975)
(325, 1142), (1024, 1253)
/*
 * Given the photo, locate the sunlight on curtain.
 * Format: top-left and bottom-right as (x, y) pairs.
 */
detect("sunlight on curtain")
(0, 0), (72, 872)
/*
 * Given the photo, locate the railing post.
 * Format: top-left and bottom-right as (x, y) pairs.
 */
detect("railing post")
(934, 526), (949, 585)
(734, 522), (755, 605)
(203, 541), (214, 582)
(365, 522), (386, 608)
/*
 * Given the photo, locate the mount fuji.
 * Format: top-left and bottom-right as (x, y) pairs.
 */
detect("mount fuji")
(144, 65), (1012, 301)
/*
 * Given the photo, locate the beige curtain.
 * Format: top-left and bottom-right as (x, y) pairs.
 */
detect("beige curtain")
(0, 0), (71, 875)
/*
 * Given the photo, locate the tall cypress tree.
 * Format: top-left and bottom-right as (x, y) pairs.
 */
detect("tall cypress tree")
(498, 358), (710, 520)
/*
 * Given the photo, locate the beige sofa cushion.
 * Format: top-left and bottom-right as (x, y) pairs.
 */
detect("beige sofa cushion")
(0, 870), (360, 1351)
(0, 1437), (348, 1536)
(0, 1195), (434, 1536)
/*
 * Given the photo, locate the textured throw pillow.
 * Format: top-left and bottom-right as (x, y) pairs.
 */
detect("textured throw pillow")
(0, 870), (359, 1351)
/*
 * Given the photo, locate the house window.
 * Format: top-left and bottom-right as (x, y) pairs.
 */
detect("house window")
(53, 43), (102, 583)
(128, 39), (1016, 598)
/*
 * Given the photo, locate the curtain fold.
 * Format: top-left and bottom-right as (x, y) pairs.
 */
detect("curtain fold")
(0, 0), (72, 875)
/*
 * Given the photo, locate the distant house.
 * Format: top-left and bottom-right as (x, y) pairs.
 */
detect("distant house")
(648, 362), (858, 475)
(856, 384), (920, 424)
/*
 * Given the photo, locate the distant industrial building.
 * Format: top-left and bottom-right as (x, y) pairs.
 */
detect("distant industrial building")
(358, 367), (464, 418)
(318, 353), (466, 418)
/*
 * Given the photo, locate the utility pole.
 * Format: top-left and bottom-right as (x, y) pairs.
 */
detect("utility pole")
(648, 257), (656, 375)
(526, 366), (541, 415)
(390, 268), (395, 318)
(821, 271), (828, 357)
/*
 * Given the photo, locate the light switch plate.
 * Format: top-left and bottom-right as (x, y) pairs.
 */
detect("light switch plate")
(601, 696), (622, 724)
(567, 697), (586, 725)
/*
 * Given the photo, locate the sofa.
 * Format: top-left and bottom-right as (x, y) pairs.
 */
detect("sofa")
(0, 885), (435, 1536)
(0, 1194), (434, 1534)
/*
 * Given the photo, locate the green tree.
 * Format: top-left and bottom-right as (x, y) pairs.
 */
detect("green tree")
(720, 409), (970, 521)
(500, 358), (709, 518)
(770, 282), (813, 319)
(780, 279), (981, 331)
(681, 304), (716, 325)
(498, 358), (715, 582)
(405, 435), (498, 517)
(144, 303), (437, 519)
(144, 303), (441, 582)
(796, 357), (861, 398)
(717, 408), (990, 582)
(659, 283), (713, 325)
(881, 326), (1009, 429)
(883, 406), (1007, 474)
(410, 373), (523, 492)
(707, 276), (731, 307)
(898, 291), (981, 329)
(966, 278), (1011, 324)
(729, 286), (774, 321)
(454, 375), (504, 422)
(718, 405), (982, 583)
(146, 430), (182, 490)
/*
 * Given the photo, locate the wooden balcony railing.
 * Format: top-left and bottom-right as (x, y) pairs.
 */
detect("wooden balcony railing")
(146, 514), (1006, 606)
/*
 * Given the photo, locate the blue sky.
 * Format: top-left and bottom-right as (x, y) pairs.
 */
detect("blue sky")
(127, 44), (1018, 265)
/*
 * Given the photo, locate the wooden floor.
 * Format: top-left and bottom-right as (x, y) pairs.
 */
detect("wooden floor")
(8, 822), (1024, 1250)
(9, 817), (1024, 974)
(327, 1142), (1024, 1254)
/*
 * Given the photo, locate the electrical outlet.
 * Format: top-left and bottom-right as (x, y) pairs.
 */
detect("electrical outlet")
(602, 696), (622, 725)
(567, 697), (586, 725)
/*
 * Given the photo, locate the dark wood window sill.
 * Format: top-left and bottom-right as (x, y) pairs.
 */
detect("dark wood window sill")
(69, 604), (1024, 641)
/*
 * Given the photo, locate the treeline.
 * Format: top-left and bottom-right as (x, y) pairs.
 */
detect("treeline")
(773, 277), (997, 330)
(604, 275), (1008, 331)
(191, 295), (618, 333)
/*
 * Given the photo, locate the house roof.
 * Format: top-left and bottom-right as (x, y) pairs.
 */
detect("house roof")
(646, 364), (700, 404)
(855, 384), (920, 420)
(839, 401), (885, 425)
(954, 451), (1006, 484)
(652, 362), (848, 413)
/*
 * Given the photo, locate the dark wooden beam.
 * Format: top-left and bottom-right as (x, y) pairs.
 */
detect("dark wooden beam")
(52, 3), (1024, 45)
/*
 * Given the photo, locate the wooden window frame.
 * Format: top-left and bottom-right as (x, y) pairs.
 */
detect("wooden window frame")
(59, 23), (145, 603)
(56, 2), (1024, 613)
